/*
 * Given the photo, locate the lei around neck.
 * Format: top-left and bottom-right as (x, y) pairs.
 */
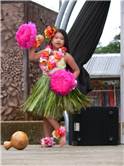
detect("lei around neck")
(39, 45), (67, 73)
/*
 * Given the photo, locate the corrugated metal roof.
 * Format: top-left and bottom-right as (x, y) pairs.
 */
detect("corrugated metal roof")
(84, 53), (120, 78)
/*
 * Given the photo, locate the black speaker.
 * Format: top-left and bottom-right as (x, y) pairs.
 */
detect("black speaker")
(69, 107), (119, 145)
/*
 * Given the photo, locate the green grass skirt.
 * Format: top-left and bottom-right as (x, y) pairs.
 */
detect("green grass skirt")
(23, 75), (90, 119)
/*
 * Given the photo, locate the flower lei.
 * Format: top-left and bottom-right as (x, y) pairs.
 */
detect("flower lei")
(39, 45), (67, 74)
(52, 126), (66, 139)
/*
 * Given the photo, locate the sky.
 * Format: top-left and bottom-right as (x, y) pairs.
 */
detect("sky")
(32, 0), (120, 46)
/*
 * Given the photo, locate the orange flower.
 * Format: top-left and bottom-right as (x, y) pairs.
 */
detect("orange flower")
(44, 26), (56, 39)
(40, 51), (49, 59)
(52, 130), (60, 139)
(47, 61), (56, 70)
(33, 35), (44, 48)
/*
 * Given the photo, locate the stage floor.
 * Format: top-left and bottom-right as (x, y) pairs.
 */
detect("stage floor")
(1, 145), (124, 166)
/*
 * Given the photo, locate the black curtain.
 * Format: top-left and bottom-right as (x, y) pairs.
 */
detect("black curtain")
(68, 0), (111, 93)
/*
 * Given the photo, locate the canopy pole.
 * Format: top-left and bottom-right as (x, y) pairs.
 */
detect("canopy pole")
(120, 0), (124, 144)
(55, 0), (69, 28)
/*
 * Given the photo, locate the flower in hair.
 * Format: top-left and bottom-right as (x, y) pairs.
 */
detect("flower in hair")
(44, 26), (56, 41)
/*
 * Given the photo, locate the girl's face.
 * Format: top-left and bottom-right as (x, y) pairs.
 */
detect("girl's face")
(51, 32), (65, 49)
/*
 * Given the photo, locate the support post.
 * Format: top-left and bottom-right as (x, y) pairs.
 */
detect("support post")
(120, 0), (124, 144)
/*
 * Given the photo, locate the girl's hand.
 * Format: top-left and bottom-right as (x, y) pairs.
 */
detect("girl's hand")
(73, 72), (79, 79)
(32, 35), (44, 48)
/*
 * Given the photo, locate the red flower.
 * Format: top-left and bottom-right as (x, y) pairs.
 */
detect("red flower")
(44, 26), (56, 39)
(52, 126), (66, 139)
(61, 47), (67, 52)
(48, 61), (56, 70)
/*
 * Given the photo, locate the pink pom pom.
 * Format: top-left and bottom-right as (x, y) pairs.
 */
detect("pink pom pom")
(16, 22), (37, 48)
(50, 70), (77, 96)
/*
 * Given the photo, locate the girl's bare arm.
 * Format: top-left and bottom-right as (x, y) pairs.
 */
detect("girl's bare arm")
(29, 48), (43, 61)
(64, 53), (80, 78)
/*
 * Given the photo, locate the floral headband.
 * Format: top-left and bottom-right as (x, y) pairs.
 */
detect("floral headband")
(44, 25), (57, 42)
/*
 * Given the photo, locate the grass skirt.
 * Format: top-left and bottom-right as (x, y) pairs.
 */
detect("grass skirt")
(23, 75), (90, 119)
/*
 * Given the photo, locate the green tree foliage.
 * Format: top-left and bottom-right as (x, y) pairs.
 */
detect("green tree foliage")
(95, 33), (120, 53)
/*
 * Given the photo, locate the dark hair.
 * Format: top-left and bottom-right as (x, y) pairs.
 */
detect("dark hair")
(57, 29), (70, 52)
(49, 29), (70, 52)
(56, 29), (72, 71)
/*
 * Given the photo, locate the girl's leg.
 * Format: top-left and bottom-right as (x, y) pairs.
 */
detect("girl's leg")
(43, 118), (53, 137)
(41, 118), (54, 147)
(47, 117), (66, 147)
(46, 117), (60, 130)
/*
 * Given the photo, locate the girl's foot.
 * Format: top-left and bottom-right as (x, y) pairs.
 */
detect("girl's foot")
(59, 135), (66, 147)
(52, 126), (66, 147)
(40, 137), (55, 147)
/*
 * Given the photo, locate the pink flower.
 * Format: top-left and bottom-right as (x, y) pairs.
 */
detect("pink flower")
(16, 22), (37, 48)
(54, 51), (64, 60)
(50, 70), (77, 96)
(41, 137), (54, 147)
